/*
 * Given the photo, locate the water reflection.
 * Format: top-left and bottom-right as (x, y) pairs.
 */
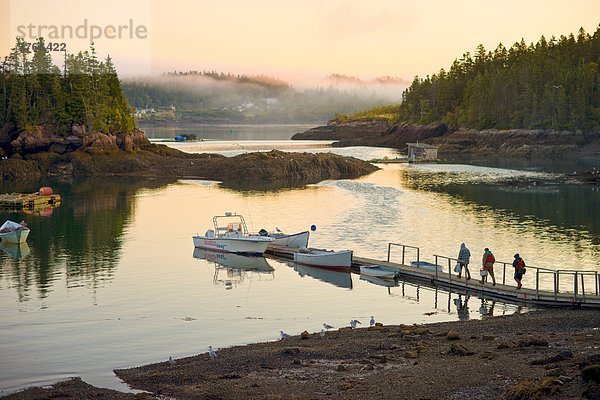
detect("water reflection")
(0, 178), (172, 300)
(293, 263), (353, 289)
(0, 242), (30, 260)
(193, 248), (274, 290)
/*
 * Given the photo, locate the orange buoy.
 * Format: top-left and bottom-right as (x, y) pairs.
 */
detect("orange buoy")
(39, 187), (53, 196)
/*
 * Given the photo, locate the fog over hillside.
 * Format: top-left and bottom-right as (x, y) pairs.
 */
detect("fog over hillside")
(122, 71), (408, 124)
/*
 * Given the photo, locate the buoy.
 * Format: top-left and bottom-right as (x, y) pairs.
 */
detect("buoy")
(39, 187), (53, 196)
(310, 224), (317, 231)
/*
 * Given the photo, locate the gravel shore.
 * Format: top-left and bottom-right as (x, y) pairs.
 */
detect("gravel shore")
(5, 309), (600, 399)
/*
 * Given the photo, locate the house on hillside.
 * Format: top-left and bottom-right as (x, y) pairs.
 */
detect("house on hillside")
(407, 142), (438, 161)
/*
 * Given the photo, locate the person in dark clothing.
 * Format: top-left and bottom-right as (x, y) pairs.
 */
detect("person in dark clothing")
(513, 253), (526, 289)
(457, 243), (471, 280)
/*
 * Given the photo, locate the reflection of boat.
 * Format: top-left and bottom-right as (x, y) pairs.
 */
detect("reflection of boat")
(410, 260), (443, 272)
(0, 241), (30, 259)
(194, 248), (274, 290)
(0, 221), (30, 244)
(192, 213), (273, 255)
(360, 274), (397, 287)
(294, 263), (352, 289)
(293, 249), (352, 270)
(360, 265), (397, 279)
(193, 248), (274, 272)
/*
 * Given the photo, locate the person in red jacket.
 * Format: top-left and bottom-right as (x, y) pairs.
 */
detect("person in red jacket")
(481, 248), (496, 286)
(513, 253), (526, 289)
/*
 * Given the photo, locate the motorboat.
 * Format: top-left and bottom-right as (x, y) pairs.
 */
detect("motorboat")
(293, 248), (352, 270)
(0, 220), (30, 244)
(360, 265), (397, 280)
(410, 260), (443, 272)
(294, 263), (352, 289)
(192, 213), (273, 255)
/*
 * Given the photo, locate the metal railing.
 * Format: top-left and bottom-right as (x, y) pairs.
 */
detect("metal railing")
(387, 243), (419, 266)
(386, 243), (599, 303)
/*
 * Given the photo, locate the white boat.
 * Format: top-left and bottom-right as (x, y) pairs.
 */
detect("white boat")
(192, 213), (273, 255)
(360, 265), (397, 280)
(293, 249), (352, 270)
(268, 230), (310, 248)
(0, 221), (30, 244)
(410, 260), (443, 272)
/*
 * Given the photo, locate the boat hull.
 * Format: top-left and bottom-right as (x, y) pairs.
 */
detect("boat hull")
(0, 228), (29, 244)
(293, 250), (352, 270)
(360, 265), (396, 279)
(269, 231), (309, 248)
(193, 236), (271, 255)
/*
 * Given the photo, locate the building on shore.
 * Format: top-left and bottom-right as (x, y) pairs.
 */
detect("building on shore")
(406, 142), (438, 161)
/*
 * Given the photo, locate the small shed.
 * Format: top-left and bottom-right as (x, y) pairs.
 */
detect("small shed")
(406, 142), (438, 161)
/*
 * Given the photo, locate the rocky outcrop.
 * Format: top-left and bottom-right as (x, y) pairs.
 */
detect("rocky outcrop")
(3, 123), (151, 156)
(0, 145), (378, 185)
(293, 121), (600, 157)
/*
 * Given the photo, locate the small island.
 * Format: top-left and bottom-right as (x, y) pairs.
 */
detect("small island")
(0, 38), (377, 185)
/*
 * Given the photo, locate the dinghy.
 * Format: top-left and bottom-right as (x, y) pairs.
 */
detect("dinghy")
(293, 248), (352, 270)
(0, 220), (30, 244)
(360, 265), (397, 280)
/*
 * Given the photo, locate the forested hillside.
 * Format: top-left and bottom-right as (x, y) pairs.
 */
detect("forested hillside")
(397, 27), (600, 131)
(0, 37), (135, 134)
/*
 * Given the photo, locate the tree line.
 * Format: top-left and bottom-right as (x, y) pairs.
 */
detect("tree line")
(382, 27), (600, 132)
(0, 37), (135, 135)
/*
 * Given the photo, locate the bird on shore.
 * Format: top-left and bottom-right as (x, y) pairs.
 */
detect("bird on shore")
(208, 346), (217, 361)
(350, 319), (362, 329)
(280, 330), (290, 340)
(275, 227), (282, 233)
(168, 356), (175, 365)
(320, 329), (325, 339)
(370, 316), (375, 327)
(323, 323), (334, 330)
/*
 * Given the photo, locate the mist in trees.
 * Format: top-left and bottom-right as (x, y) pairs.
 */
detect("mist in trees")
(397, 27), (600, 132)
(0, 37), (135, 134)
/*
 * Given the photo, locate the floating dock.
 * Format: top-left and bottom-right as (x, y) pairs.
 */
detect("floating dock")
(267, 243), (600, 309)
(0, 192), (61, 211)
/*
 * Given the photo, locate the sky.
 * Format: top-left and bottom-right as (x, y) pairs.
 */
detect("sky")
(1, 0), (599, 85)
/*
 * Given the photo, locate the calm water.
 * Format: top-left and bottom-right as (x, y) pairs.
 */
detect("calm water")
(0, 128), (599, 395)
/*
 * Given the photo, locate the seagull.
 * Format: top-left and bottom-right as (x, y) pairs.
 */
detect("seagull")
(370, 316), (375, 327)
(168, 356), (175, 365)
(320, 329), (325, 339)
(350, 319), (362, 329)
(280, 330), (290, 340)
(208, 346), (217, 361)
(323, 323), (334, 330)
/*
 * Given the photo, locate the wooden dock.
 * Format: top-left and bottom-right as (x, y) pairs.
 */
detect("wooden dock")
(0, 192), (61, 211)
(267, 243), (600, 309)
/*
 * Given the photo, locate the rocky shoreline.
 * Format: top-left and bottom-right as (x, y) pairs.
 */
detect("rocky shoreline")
(0, 124), (377, 185)
(4, 309), (600, 399)
(291, 120), (600, 158)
